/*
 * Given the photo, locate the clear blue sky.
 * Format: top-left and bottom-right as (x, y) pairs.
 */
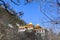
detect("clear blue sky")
(4, 0), (60, 33)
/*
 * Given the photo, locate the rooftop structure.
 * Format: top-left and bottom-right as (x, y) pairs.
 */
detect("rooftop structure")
(18, 22), (46, 34)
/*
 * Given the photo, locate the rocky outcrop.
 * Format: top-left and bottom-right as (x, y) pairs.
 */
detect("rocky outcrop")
(0, 6), (26, 40)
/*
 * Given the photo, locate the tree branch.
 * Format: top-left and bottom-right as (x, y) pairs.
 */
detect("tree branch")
(56, 0), (60, 6)
(10, 0), (19, 5)
(0, 0), (10, 13)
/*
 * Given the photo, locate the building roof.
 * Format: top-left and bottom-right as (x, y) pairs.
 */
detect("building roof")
(25, 22), (34, 28)
(35, 24), (42, 29)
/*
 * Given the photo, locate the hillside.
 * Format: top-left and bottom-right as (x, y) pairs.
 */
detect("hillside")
(0, 6), (26, 40)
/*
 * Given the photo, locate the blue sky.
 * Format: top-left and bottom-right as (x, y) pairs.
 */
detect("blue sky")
(4, 0), (57, 26)
(2, 0), (60, 33)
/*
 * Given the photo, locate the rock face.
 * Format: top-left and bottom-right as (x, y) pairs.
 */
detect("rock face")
(0, 7), (26, 40)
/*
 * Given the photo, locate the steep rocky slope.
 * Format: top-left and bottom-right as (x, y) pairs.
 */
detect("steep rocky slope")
(0, 6), (26, 40)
